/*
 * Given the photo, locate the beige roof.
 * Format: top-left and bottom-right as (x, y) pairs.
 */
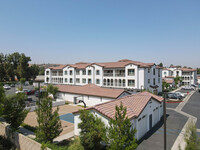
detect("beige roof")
(73, 91), (163, 119)
(56, 84), (127, 99)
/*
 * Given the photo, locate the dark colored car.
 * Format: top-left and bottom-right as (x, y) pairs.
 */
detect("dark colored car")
(10, 84), (15, 87)
(167, 93), (183, 100)
(25, 90), (35, 95)
(35, 90), (46, 97)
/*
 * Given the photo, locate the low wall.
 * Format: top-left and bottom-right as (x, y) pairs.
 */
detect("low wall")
(0, 123), (51, 150)
(26, 99), (65, 112)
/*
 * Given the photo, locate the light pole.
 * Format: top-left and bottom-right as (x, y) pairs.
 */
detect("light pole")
(163, 92), (167, 150)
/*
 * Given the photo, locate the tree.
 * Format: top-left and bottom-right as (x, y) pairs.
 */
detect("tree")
(107, 102), (138, 150)
(35, 98), (63, 143)
(162, 81), (170, 91)
(78, 109), (107, 150)
(174, 76), (182, 87)
(47, 84), (58, 99)
(184, 122), (200, 150)
(16, 53), (31, 80)
(20, 78), (26, 89)
(2, 93), (29, 131)
(197, 68), (200, 74)
(158, 62), (163, 67)
(29, 64), (39, 80)
(0, 85), (5, 116)
(39, 66), (45, 75)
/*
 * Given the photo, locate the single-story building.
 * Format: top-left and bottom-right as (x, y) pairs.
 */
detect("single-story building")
(56, 84), (130, 107)
(73, 91), (163, 140)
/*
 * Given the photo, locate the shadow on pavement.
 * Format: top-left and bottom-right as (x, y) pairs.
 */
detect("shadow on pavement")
(138, 114), (169, 144)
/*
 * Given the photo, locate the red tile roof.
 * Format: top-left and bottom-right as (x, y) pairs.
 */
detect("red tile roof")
(163, 78), (174, 84)
(73, 91), (163, 119)
(50, 60), (156, 70)
(49, 65), (67, 70)
(180, 68), (197, 72)
(56, 84), (127, 99)
(94, 60), (155, 69)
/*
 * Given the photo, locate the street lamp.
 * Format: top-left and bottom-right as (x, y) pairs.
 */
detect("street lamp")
(163, 92), (167, 150)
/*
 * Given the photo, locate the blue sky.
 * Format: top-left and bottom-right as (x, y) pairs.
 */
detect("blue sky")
(0, 0), (199, 67)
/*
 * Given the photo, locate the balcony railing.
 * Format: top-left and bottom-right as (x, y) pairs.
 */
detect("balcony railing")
(103, 73), (113, 77)
(115, 73), (125, 77)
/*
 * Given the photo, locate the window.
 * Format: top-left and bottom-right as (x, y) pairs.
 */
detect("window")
(158, 69), (160, 77)
(46, 71), (49, 75)
(148, 68), (150, 73)
(82, 70), (86, 75)
(164, 72), (166, 75)
(153, 78), (155, 85)
(82, 78), (86, 83)
(88, 78), (92, 83)
(70, 70), (73, 75)
(70, 78), (73, 83)
(128, 80), (135, 87)
(76, 78), (80, 83)
(88, 70), (92, 75)
(128, 69), (135, 76)
(153, 69), (155, 75)
(148, 79), (150, 84)
(158, 78), (160, 83)
(64, 71), (68, 75)
(96, 79), (100, 84)
(65, 78), (68, 83)
(96, 70), (100, 75)
(76, 70), (80, 75)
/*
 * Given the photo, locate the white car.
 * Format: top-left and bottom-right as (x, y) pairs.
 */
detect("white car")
(3, 85), (11, 90)
(15, 90), (24, 94)
(174, 92), (187, 97)
(181, 86), (195, 90)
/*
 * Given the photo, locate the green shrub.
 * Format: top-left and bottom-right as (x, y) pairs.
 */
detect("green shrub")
(0, 135), (16, 150)
(21, 123), (36, 132)
(68, 137), (84, 150)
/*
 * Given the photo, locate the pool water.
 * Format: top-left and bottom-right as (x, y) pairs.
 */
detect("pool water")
(59, 113), (74, 123)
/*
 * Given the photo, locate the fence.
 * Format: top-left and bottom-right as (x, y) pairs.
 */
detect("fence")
(26, 99), (65, 112)
(0, 122), (51, 150)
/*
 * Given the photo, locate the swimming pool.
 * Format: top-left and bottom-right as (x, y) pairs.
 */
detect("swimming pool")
(59, 113), (74, 123)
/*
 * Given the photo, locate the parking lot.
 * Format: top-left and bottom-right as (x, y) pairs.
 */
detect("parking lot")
(138, 88), (196, 150)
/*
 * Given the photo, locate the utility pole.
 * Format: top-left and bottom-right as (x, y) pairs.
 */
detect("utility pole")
(163, 93), (167, 150)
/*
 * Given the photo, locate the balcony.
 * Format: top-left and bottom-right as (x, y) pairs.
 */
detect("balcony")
(115, 73), (125, 77)
(103, 73), (113, 77)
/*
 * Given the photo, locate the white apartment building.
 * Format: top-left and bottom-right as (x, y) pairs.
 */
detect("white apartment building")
(162, 67), (197, 85)
(45, 59), (163, 93)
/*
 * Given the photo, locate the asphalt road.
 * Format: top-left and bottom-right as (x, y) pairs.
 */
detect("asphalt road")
(137, 109), (188, 150)
(182, 91), (200, 128)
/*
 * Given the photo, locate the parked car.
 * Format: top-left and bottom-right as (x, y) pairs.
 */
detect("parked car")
(3, 85), (11, 90)
(25, 90), (35, 95)
(167, 93), (183, 100)
(35, 90), (46, 97)
(16, 90), (24, 94)
(181, 86), (195, 90)
(174, 92), (186, 97)
(25, 97), (33, 102)
(191, 84), (197, 87)
(10, 84), (15, 87)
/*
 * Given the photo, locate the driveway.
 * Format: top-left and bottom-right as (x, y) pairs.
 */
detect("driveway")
(137, 109), (188, 150)
(182, 91), (200, 128)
